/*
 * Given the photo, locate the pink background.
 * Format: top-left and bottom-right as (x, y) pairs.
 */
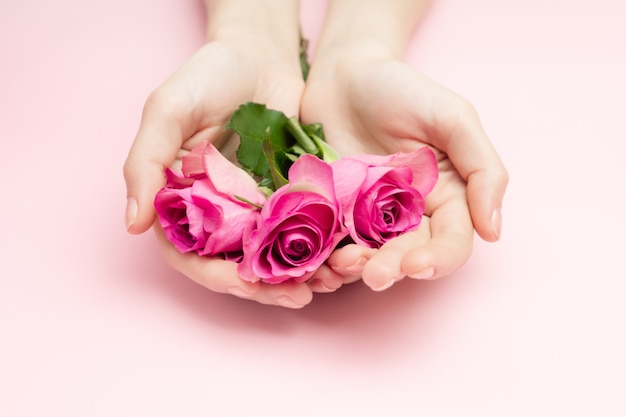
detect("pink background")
(2, 0), (625, 415)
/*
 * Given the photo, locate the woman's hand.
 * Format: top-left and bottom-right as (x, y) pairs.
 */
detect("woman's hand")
(301, 43), (508, 291)
(123, 0), (315, 308)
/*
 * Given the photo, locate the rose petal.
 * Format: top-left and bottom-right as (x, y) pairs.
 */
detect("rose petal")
(280, 228), (316, 263)
(201, 142), (266, 205)
(347, 147), (438, 195)
(287, 154), (337, 201)
(360, 165), (412, 192)
(247, 211), (327, 279)
(155, 186), (208, 253)
(237, 156), (347, 284)
(331, 157), (367, 207)
(164, 168), (195, 189)
(238, 181), (346, 284)
(191, 179), (260, 255)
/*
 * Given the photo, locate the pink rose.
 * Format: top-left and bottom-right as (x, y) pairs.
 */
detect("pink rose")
(154, 142), (266, 261)
(332, 147), (438, 248)
(238, 155), (348, 284)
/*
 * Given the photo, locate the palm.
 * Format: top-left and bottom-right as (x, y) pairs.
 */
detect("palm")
(158, 41), (305, 162)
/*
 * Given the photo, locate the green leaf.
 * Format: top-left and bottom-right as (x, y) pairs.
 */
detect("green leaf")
(226, 101), (342, 192)
(226, 102), (291, 178)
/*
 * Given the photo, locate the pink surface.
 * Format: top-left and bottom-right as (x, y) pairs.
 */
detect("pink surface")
(1, 0), (625, 415)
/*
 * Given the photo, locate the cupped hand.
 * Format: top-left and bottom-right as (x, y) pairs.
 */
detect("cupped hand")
(301, 45), (508, 291)
(123, 37), (316, 308)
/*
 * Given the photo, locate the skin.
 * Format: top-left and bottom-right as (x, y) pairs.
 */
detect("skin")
(123, 0), (508, 307)
(302, 0), (508, 291)
(123, 0), (315, 308)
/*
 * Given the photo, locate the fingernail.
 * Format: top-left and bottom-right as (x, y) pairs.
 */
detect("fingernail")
(408, 267), (435, 280)
(345, 257), (367, 274)
(491, 208), (502, 240)
(309, 279), (333, 293)
(125, 197), (138, 231)
(275, 295), (304, 309)
(371, 278), (395, 292)
(227, 286), (255, 299)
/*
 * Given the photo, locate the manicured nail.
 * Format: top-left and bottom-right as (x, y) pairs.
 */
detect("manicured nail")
(227, 286), (255, 299)
(371, 278), (395, 292)
(408, 267), (435, 280)
(491, 208), (502, 240)
(309, 279), (333, 293)
(345, 257), (367, 274)
(125, 197), (138, 231)
(275, 295), (304, 309)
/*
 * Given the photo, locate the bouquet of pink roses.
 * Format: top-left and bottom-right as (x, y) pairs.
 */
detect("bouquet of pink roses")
(155, 103), (438, 284)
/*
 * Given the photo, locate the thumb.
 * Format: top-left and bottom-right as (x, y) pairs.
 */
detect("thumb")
(123, 91), (186, 234)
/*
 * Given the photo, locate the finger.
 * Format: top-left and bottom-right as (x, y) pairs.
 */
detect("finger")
(431, 93), (509, 242)
(401, 196), (474, 280)
(326, 244), (377, 284)
(255, 281), (314, 309)
(154, 224), (259, 295)
(360, 218), (432, 291)
(123, 87), (189, 234)
(308, 264), (345, 293)
(154, 226), (313, 308)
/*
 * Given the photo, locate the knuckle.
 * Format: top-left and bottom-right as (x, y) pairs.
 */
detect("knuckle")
(122, 157), (132, 181)
(500, 165), (510, 188)
(453, 95), (479, 121)
(143, 88), (168, 117)
(143, 86), (186, 123)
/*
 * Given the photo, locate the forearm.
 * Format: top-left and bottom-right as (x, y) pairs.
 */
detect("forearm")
(204, 0), (301, 55)
(314, 0), (431, 60)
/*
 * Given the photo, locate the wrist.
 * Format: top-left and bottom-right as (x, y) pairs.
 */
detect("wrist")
(313, 0), (430, 61)
(205, 0), (301, 56)
(204, 0), (302, 78)
(307, 40), (394, 85)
